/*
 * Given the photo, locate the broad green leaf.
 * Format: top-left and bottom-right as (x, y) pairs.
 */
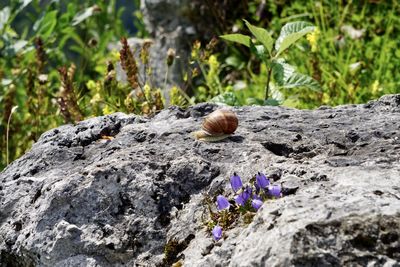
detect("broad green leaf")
(246, 97), (264, 105)
(246, 97), (280, 106)
(225, 56), (245, 69)
(220, 34), (251, 47)
(18, 0), (33, 11)
(72, 6), (98, 26)
(275, 21), (315, 57)
(250, 43), (268, 62)
(0, 7), (11, 31)
(272, 59), (320, 91)
(12, 40), (28, 53)
(263, 99), (280, 106)
(35, 10), (58, 39)
(272, 59), (294, 85)
(210, 92), (240, 106)
(283, 72), (320, 91)
(244, 20), (274, 56)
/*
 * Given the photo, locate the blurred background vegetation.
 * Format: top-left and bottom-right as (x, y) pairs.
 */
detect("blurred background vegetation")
(0, 0), (399, 170)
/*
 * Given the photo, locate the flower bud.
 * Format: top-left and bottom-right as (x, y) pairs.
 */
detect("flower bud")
(230, 172), (243, 192)
(251, 199), (263, 211)
(166, 48), (176, 66)
(268, 185), (282, 198)
(256, 172), (270, 189)
(212, 225), (222, 241)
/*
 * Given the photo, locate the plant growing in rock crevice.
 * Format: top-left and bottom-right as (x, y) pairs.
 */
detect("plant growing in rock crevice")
(221, 20), (321, 104)
(205, 172), (284, 241)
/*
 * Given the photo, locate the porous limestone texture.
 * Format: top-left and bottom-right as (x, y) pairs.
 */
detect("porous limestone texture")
(0, 94), (399, 266)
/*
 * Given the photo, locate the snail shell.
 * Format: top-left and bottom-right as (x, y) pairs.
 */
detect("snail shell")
(192, 109), (238, 141)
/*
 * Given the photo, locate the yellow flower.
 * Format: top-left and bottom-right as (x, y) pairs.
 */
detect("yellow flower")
(102, 105), (114, 115)
(371, 80), (381, 96)
(322, 92), (330, 104)
(191, 40), (201, 59)
(86, 80), (97, 91)
(143, 83), (152, 100)
(110, 49), (120, 61)
(208, 54), (218, 66)
(347, 84), (355, 97)
(90, 93), (101, 105)
(307, 28), (320, 53)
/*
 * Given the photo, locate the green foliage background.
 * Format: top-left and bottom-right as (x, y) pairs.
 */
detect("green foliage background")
(189, 0), (399, 108)
(1, 0), (399, 170)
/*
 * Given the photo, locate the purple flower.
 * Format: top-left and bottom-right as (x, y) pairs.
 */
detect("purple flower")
(235, 187), (252, 206)
(253, 194), (262, 201)
(234, 194), (245, 206)
(230, 173), (243, 192)
(251, 198), (263, 210)
(212, 225), (223, 241)
(268, 185), (281, 198)
(256, 172), (270, 189)
(216, 195), (230, 210)
(242, 186), (252, 202)
(255, 183), (260, 194)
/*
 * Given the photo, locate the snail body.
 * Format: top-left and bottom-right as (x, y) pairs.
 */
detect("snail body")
(192, 109), (238, 142)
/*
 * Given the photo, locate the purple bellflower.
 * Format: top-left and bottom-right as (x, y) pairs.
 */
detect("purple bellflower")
(256, 172), (270, 189)
(251, 198), (263, 210)
(212, 225), (223, 241)
(235, 186), (252, 206)
(268, 185), (282, 198)
(230, 173), (243, 192)
(242, 186), (252, 202)
(253, 194), (262, 201)
(216, 195), (230, 210)
(255, 182), (260, 194)
(234, 194), (245, 206)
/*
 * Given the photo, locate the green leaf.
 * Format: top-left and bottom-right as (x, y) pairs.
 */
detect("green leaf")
(11, 40), (28, 53)
(225, 56), (245, 69)
(220, 34), (251, 47)
(18, 0), (33, 11)
(275, 21), (315, 56)
(35, 10), (58, 39)
(246, 97), (264, 105)
(272, 59), (320, 91)
(246, 97), (280, 106)
(72, 6), (98, 26)
(250, 43), (268, 62)
(0, 7), (11, 31)
(263, 99), (280, 106)
(244, 19), (274, 56)
(210, 92), (239, 106)
(272, 59), (293, 85)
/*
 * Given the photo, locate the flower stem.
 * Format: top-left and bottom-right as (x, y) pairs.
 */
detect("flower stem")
(265, 67), (272, 100)
(164, 65), (169, 93)
(6, 106), (18, 165)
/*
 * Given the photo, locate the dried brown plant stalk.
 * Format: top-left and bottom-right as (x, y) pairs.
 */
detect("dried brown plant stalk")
(104, 61), (116, 96)
(119, 37), (139, 89)
(35, 37), (46, 74)
(57, 65), (84, 123)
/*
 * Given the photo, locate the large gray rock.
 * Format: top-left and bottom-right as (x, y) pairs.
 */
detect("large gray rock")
(0, 94), (399, 266)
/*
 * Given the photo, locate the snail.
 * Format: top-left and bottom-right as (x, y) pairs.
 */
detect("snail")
(192, 109), (238, 142)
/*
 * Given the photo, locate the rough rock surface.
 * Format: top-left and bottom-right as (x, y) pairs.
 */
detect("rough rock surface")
(1, 94), (400, 267)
